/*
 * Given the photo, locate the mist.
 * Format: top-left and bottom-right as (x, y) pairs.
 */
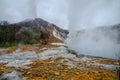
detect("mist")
(0, 0), (37, 23)
(0, 0), (68, 29)
(67, 0), (120, 59)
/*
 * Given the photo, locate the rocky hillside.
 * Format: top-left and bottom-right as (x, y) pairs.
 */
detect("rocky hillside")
(0, 18), (68, 46)
(0, 43), (119, 80)
(76, 24), (120, 43)
(0, 21), (119, 80)
(97, 24), (120, 44)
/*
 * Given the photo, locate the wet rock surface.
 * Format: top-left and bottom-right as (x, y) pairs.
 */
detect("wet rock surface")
(0, 43), (119, 80)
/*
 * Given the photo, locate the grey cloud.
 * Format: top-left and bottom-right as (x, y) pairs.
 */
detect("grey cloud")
(0, 0), (68, 29)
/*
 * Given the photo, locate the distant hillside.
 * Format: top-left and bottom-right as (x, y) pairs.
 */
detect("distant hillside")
(76, 24), (120, 44)
(0, 18), (68, 47)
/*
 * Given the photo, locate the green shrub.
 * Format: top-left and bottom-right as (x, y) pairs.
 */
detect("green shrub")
(0, 42), (18, 48)
(0, 25), (41, 47)
(15, 27), (41, 44)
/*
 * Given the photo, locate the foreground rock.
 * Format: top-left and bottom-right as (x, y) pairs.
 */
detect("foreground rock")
(0, 43), (119, 80)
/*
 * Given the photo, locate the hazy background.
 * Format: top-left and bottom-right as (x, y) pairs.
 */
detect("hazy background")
(68, 0), (120, 30)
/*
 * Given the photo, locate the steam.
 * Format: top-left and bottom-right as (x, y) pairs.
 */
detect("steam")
(0, 0), (37, 23)
(67, 0), (120, 59)
(0, 0), (68, 29)
(25, 0), (37, 19)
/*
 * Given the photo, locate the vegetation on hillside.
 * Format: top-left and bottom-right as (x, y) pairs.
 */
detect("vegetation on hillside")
(0, 25), (41, 47)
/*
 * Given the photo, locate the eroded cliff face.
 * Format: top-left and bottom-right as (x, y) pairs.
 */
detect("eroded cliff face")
(15, 18), (68, 43)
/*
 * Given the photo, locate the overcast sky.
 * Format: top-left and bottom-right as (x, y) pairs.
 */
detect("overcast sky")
(0, 0), (120, 29)
(0, 0), (69, 29)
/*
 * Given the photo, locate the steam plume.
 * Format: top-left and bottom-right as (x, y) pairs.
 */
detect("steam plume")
(67, 0), (120, 59)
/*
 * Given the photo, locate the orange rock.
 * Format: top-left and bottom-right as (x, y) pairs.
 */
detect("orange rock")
(2, 46), (17, 54)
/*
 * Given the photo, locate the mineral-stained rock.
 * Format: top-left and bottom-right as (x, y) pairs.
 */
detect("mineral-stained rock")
(16, 57), (118, 80)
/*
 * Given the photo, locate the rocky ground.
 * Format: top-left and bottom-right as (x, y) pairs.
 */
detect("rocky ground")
(0, 43), (119, 80)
